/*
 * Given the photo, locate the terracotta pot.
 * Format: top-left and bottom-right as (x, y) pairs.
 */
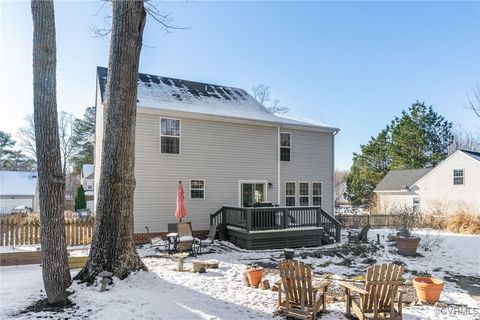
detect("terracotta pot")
(247, 268), (264, 287)
(413, 277), (444, 304)
(395, 236), (420, 256)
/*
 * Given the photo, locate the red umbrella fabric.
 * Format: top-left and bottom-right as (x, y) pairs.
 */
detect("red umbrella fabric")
(175, 181), (187, 222)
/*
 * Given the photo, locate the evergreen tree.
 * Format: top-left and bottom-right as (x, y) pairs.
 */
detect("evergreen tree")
(70, 106), (95, 174)
(74, 185), (87, 211)
(346, 129), (391, 206)
(346, 102), (453, 206)
(0, 131), (36, 171)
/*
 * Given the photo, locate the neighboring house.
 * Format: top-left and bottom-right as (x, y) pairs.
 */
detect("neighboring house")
(374, 150), (480, 215)
(0, 171), (38, 214)
(80, 164), (95, 211)
(94, 67), (339, 242)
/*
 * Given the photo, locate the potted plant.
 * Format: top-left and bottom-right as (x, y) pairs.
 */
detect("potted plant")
(246, 264), (264, 288)
(393, 205), (422, 256)
(412, 277), (444, 304)
(284, 248), (295, 260)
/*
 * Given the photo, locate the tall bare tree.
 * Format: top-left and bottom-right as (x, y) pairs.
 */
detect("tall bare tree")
(251, 84), (290, 115)
(448, 123), (480, 153)
(334, 169), (349, 207)
(75, 0), (147, 283)
(468, 86), (480, 119)
(18, 111), (75, 175)
(31, 0), (71, 305)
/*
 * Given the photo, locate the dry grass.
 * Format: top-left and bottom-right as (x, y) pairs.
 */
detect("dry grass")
(446, 212), (480, 235)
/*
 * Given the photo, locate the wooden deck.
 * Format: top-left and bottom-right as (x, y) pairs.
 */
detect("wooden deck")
(211, 206), (341, 250)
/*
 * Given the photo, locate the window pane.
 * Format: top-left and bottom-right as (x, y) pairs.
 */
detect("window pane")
(161, 119), (180, 136)
(191, 180), (204, 189)
(280, 133), (290, 147)
(286, 182), (295, 196)
(255, 184), (264, 203)
(191, 190), (204, 199)
(313, 183), (322, 196)
(286, 197), (296, 206)
(313, 197), (322, 206)
(299, 196), (309, 206)
(161, 136), (180, 154)
(280, 147), (290, 161)
(299, 183), (309, 196)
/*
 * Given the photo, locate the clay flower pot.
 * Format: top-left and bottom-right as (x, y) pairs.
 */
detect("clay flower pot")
(395, 236), (421, 256)
(247, 268), (264, 288)
(413, 277), (444, 304)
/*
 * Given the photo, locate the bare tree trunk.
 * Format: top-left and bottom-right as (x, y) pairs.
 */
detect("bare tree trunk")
(31, 0), (71, 305)
(75, 0), (147, 283)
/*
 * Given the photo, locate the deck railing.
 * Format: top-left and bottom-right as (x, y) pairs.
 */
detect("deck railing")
(210, 206), (341, 242)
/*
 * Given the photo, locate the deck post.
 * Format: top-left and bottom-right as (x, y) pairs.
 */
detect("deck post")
(282, 208), (288, 229)
(316, 207), (321, 227)
(222, 208), (226, 225)
(246, 208), (252, 232)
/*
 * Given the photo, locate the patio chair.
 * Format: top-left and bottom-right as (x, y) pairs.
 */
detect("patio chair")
(176, 222), (198, 256)
(339, 263), (405, 320)
(196, 224), (218, 254)
(277, 259), (330, 320)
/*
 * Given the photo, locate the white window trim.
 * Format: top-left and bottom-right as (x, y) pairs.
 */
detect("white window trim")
(189, 179), (205, 200)
(237, 180), (268, 207)
(280, 132), (292, 162)
(312, 181), (322, 207)
(453, 168), (465, 186)
(159, 117), (181, 155)
(285, 181), (296, 206)
(298, 181), (310, 206)
(413, 197), (421, 212)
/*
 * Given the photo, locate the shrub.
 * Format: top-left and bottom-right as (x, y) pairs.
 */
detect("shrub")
(446, 212), (480, 235)
(74, 185), (87, 211)
(392, 205), (422, 237)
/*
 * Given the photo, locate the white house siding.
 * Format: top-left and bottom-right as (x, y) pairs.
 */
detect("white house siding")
(375, 192), (417, 214)
(280, 129), (335, 215)
(133, 112), (280, 233)
(414, 152), (480, 214)
(93, 84), (104, 211)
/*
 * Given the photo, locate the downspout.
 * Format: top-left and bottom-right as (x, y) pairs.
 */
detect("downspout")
(277, 127), (281, 205)
(332, 130), (339, 216)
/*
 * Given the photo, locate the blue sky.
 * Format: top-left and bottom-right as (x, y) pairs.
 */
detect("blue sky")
(1, 1), (479, 169)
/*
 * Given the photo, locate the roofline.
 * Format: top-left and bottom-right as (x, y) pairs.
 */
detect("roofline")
(410, 150), (478, 188)
(137, 105), (340, 133)
(373, 189), (410, 193)
(460, 149), (480, 162)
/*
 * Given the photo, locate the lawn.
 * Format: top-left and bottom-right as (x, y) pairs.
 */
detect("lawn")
(1, 228), (479, 319)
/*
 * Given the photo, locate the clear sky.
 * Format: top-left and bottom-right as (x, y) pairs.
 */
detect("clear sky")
(1, 1), (479, 169)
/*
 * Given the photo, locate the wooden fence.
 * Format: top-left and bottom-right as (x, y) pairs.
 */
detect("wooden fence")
(0, 216), (95, 247)
(334, 214), (448, 229)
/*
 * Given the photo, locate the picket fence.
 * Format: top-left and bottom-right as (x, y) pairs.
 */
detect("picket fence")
(0, 216), (94, 247)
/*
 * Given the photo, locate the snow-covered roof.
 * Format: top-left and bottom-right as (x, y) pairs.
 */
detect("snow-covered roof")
(0, 171), (37, 195)
(82, 164), (94, 180)
(97, 67), (338, 131)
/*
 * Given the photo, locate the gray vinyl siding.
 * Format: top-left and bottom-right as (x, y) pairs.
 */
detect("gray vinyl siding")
(280, 129), (335, 215)
(134, 113), (279, 233)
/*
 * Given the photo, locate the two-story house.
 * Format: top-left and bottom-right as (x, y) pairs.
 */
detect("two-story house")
(374, 150), (480, 215)
(80, 164), (95, 211)
(94, 67), (340, 246)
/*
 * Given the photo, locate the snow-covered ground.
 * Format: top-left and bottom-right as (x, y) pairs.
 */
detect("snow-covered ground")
(1, 228), (479, 319)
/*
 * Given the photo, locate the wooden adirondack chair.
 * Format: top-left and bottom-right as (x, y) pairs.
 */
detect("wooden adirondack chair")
(277, 260), (330, 320)
(339, 263), (405, 320)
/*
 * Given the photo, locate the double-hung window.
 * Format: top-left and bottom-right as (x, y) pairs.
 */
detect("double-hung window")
(453, 169), (464, 185)
(190, 180), (205, 199)
(280, 133), (291, 162)
(312, 182), (322, 206)
(299, 182), (309, 206)
(413, 197), (420, 212)
(285, 182), (296, 206)
(160, 118), (180, 154)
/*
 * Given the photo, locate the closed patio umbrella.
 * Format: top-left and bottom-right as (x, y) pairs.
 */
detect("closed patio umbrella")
(175, 181), (187, 222)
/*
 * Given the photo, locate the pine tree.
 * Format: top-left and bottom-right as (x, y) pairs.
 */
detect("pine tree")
(74, 185), (87, 211)
(70, 106), (95, 174)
